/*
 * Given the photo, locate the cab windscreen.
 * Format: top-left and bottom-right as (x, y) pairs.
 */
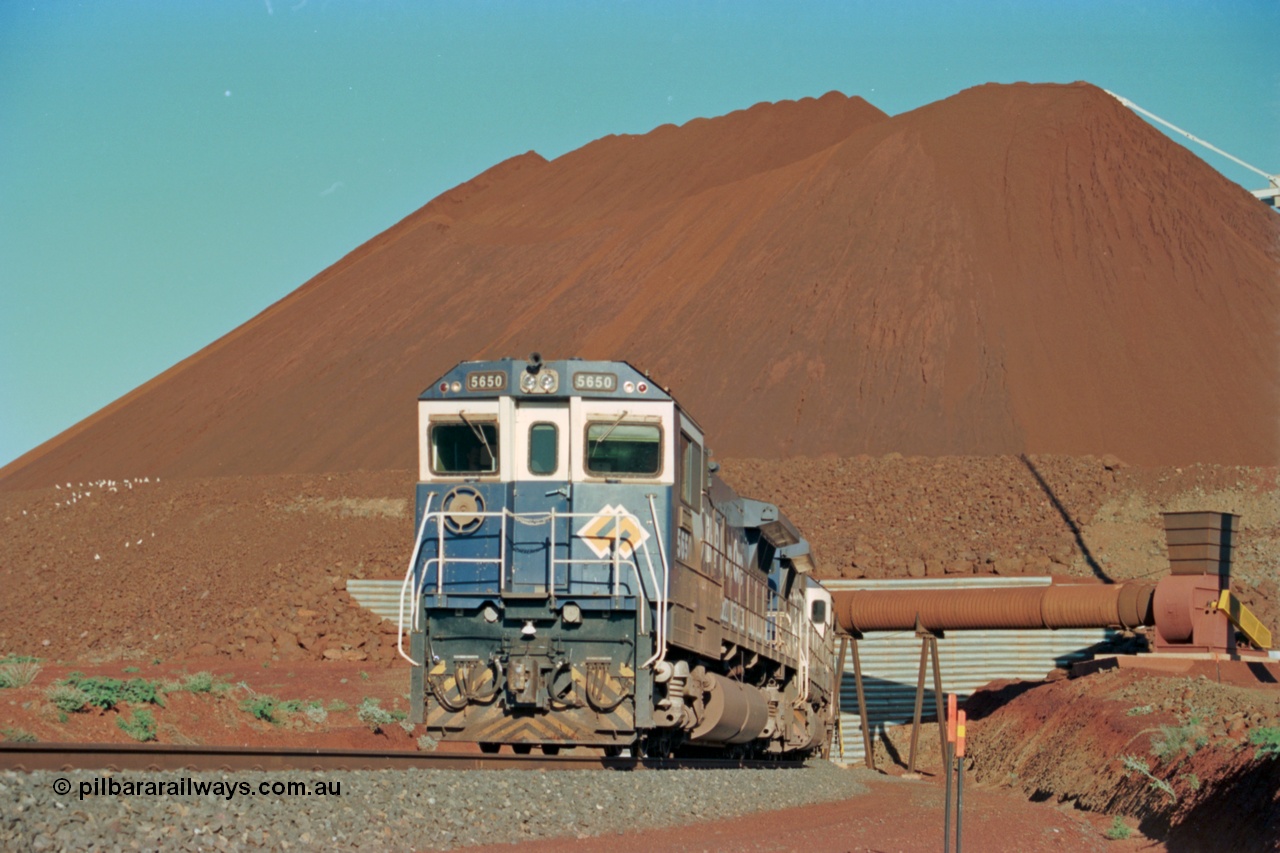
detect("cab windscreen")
(585, 422), (660, 476)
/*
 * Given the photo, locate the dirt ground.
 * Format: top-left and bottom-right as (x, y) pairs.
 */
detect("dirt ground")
(473, 770), (1171, 853)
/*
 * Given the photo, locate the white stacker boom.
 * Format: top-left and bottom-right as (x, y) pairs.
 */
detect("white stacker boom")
(1105, 90), (1279, 206)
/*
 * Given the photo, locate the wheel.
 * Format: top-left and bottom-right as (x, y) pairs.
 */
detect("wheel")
(512, 743), (532, 755)
(541, 745), (561, 756)
(479, 742), (500, 754)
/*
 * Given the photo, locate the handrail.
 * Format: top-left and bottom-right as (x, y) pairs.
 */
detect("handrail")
(642, 494), (671, 668)
(797, 620), (811, 705)
(398, 492), (437, 666)
(416, 507), (654, 600)
(402, 501), (666, 668)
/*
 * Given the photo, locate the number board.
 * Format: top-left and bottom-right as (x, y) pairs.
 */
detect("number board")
(465, 371), (507, 392)
(572, 372), (618, 392)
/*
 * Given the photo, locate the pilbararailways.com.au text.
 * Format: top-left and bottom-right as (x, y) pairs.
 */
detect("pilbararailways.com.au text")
(60, 776), (342, 801)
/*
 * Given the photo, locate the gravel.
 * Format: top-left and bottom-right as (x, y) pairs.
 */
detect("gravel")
(1, 762), (868, 851)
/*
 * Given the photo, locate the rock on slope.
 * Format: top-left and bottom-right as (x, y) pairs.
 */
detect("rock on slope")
(3, 82), (1277, 491)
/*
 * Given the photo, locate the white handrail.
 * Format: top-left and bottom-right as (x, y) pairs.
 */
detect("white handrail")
(398, 492), (436, 666)
(642, 494), (671, 668)
(402, 501), (666, 668)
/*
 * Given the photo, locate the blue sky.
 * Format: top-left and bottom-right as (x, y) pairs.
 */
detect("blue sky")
(2, 1), (1276, 471)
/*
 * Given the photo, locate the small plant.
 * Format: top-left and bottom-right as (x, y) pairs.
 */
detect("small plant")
(417, 733), (439, 752)
(122, 666), (140, 674)
(398, 719), (415, 734)
(116, 709), (157, 742)
(1250, 727), (1280, 759)
(46, 683), (91, 713)
(328, 700), (349, 712)
(241, 694), (283, 723)
(357, 697), (394, 732)
(1120, 755), (1176, 802)
(1, 727), (37, 743)
(1126, 705), (1154, 717)
(0, 659), (42, 689)
(1104, 816), (1131, 841)
(360, 671), (370, 681)
(1181, 772), (1201, 792)
(305, 703), (329, 724)
(58, 675), (164, 710)
(1151, 712), (1208, 762)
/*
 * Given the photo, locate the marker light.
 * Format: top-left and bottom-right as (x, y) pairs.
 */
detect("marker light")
(521, 620), (537, 637)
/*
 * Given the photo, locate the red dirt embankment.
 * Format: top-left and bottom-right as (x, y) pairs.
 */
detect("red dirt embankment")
(964, 669), (1280, 851)
(2, 456), (1275, 669)
(3, 82), (1277, 492)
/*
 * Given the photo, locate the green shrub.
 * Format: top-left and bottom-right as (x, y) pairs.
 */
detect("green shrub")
(1125, 705), (1153, 717)
(46, 683), (91, 713)
(240, 694), (282, 722)
(1104, 816), (1131, 840)
(1, 727), (37, 743)
(1151, 713), (1208, 762)
(58, 675), (164, 710)
(1250, 727), (1280, 759)
(0, 659), (41, 689)
(116, 709), (156, 742)
(1120, 755), (1176, 802)
(168, 671), (232, 695)
(357, 697), (394, 732)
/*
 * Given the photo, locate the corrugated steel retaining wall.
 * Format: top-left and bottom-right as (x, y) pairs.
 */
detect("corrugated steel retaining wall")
(347, 579), (406, 625)
(823, 577), (1126, 765)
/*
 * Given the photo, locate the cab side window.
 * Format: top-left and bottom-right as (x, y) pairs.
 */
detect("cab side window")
(680, 432), (702, 511)
(810, 598), (827, 625)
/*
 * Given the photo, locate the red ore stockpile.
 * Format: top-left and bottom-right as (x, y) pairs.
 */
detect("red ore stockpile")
(2, 81), (1277, 492)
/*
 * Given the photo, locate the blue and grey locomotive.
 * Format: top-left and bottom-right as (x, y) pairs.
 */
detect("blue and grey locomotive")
(400, 355), (836, 756)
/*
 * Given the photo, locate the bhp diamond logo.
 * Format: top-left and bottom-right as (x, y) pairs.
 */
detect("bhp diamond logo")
(576, 505), (650, 559)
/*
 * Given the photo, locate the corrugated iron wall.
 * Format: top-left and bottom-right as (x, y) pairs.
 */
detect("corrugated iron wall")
(347, 579), (406, 624)
(823, 577), (1124, 765)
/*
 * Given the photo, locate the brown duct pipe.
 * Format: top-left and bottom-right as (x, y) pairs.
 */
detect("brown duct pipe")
(833, 582), (1155, 635)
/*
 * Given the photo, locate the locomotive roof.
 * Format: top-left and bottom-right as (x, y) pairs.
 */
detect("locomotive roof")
(420, 357), (675, 404)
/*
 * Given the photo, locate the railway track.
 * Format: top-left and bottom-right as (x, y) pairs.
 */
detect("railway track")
(0, 742), (804, 773)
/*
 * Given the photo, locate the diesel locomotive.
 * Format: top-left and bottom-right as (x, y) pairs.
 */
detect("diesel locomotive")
(399, 356), (836, 757)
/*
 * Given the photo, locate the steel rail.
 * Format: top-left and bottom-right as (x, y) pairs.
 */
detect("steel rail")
(0, 742), (803, 773)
